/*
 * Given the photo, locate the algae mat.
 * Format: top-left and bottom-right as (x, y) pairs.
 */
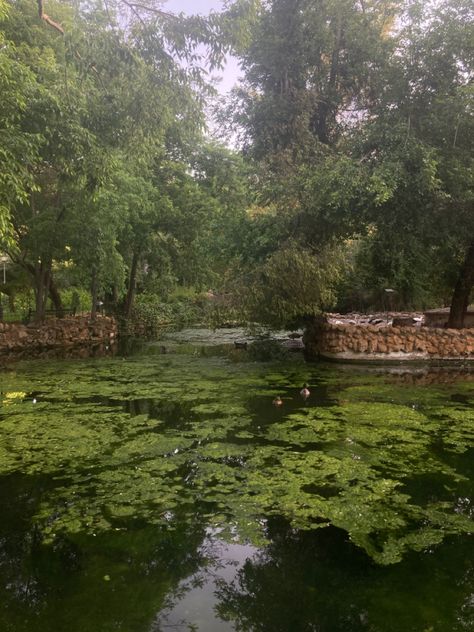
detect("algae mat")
(0, 349), (473, 631)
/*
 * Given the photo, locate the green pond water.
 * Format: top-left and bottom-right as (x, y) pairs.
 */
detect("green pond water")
(0, 330), (473, 631)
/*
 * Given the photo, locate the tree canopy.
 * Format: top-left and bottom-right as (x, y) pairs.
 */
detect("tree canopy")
(224, 0), (473, 326)
(0, 0), (472, 327)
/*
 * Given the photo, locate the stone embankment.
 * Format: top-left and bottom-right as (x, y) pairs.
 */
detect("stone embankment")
(304, 320), (474, 363)
(0, 316), (118, 358)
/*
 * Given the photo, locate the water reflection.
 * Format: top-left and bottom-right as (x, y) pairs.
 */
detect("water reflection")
(153, 533), (257, 632)
(1, 338), (473, 631)
(0, 480), (210, 632)
(122, 398), (197, 429)
(0, 341), (119, 365)
(337, 363), (474, 385)
(2, 504), (471, 632)
(214, 518), (474, 632)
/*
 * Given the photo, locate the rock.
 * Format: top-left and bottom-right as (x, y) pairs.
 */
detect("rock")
(392, 317), (416, 327)
(369, 318), (384, 325)
(368, 339), (378, 353)
(0, 316), (118, 358)
(358, 339), (369, 353)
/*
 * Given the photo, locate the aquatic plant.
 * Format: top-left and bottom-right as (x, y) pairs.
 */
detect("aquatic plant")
(1, 354), (473, 565)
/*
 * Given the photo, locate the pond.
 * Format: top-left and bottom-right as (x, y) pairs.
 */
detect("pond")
(0, 331), (473, 631)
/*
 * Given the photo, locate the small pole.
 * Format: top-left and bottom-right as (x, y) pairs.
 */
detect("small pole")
(0, 255), (9, 284)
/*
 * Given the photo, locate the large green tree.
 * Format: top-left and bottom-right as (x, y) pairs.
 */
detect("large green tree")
(2, 0), (103, 320)
(222, 0), (399, 325)
(233, 0), (397, 162)
(0, 0), (43, 247)
(1, 0), (238, 321)
(229, 0), (473, 326)
(353, 0), (473, 322)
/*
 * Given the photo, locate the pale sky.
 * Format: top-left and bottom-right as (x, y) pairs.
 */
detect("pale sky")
(165, 0), (225, 15)
(165, 0), (242, 94)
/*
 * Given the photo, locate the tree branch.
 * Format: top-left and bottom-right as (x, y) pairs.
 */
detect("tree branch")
(37, 0), (64, 34)
(120, 1), (179, 20)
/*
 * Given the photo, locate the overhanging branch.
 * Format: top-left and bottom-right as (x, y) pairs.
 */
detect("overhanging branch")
(120, 1), (179, 20)
(37, 0), (64, 34)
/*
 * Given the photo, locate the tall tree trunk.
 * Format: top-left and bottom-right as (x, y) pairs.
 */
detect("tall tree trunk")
(104, 285), (119, 314)
(124, 251), (140, 320)
(311, 9), (343, 144)
(49, 278), (65, 318)
(33, 265), (44, 322)
(90, 268), (98, 322)
(33, 261), (51, 323)
(447, 241), (474, 328)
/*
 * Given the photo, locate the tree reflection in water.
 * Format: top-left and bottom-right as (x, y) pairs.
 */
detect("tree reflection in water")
(1, 349), (473, 631)
(0, 475), (210, 632)
(214, 517), (474, 632)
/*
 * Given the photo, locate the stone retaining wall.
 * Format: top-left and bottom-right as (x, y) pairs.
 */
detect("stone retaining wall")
(304, 320), (474, 362)
(0, 316), (118, 357)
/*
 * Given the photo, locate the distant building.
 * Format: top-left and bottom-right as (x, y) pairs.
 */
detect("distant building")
(423, 306), (474, 328)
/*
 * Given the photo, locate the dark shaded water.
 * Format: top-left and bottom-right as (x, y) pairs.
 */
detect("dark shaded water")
(0, 331), (473, 631)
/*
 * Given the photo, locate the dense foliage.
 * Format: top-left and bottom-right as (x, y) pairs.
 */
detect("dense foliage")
(226, 0), (473, 324)
(0, 0), (252, 322)
(0, 0), (472, 326)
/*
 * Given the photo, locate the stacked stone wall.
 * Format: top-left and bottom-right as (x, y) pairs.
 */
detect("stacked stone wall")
(304, 322), (474, 362)
(0, 316), (118, 357)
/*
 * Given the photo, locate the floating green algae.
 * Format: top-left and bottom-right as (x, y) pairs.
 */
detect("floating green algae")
(1, 353), (473, 566)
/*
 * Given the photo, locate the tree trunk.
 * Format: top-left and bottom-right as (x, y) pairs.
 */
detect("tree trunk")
(311, 9), (342, 144)
(33, 266), (44, 322)
(447, 241), (474, 328)
(90, 269), (98, 322)
(123, 252), (140, 319)
(33, 261), (51, 323)
(49, 278), (65, 318)
(104, 286), (117, 313)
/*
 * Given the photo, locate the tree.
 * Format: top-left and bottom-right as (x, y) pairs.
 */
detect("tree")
(354, 0), (474, 323)
(118, 171), (172, 319)
(0, 0), (42, 248)
(185, 142), (253, 283)
(229, 0), (473, 326)
(217, 0), (402, 326)
(1, 0), (229, 321)
(233, 0), (397, 162)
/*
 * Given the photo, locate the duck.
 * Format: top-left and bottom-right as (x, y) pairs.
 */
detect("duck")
(272, 395), (283, 406)
(300, 383), (310, 398)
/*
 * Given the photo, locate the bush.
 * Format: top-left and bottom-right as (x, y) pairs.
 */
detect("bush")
(127, 292), (208, 336)
(60, 288), (91, 313)
(236, 241), (343, 329)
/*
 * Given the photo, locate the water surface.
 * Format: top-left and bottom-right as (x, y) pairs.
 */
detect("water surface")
(0, 333), (473, 631)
